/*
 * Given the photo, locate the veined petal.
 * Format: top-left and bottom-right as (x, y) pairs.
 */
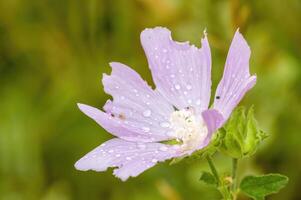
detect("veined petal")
(213, 29), (256, 121)
(74, 138), (180, 181)
(202, 109), (224, 135)
(79, 62), (175, 142)
(141, 27), (211, 113)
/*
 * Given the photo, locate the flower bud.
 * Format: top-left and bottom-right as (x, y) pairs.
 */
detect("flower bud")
(218, 106), (267, 158)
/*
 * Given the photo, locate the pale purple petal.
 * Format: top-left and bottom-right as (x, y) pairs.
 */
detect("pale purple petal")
(78, 103), (152, 142)
(202, 109), (224, 134)
(141, 27), (211, 112)
(96, 62), (175, 142)
(213, 29), (256, 121)
(74, 138), (180, 181)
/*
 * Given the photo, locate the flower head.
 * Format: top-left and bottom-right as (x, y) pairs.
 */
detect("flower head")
(75, 27), (256, 181)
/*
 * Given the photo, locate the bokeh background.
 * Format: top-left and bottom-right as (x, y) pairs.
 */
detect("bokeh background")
(1, 0), (301, 199)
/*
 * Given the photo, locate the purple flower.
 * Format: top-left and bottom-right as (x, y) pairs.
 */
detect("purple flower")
(75, 27), (256, 181)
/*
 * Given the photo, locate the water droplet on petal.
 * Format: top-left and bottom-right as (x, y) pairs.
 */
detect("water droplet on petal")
(108, 150), (114, 153)
(186, 85), (192, 90)
(137, 143), (146, 149)
(116, 154), (121, 157)
(126, 157), (132, 160)
(175, 84), (181, 90)
(166, 131), (174, 137)
(152, 159), (158, 163)
(196, 99), (201, 105)
(159, 146), (168, 151)
(143, 110), (152, 117)
(142, 127), (150, 132)
(160, 122), (170, 128)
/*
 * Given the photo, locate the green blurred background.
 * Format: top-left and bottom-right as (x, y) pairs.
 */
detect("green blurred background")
(1, 0), (301, 199)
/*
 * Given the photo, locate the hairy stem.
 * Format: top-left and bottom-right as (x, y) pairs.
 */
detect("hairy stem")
(232, 158), (238, 199)
(206, 155), (221, 185)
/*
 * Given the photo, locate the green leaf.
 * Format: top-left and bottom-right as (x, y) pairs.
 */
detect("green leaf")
(240, 174), (289, 200)
(199, 171), (218, 186)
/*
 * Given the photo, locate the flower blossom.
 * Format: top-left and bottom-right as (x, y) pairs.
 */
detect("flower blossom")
(75, 27), (256, 181)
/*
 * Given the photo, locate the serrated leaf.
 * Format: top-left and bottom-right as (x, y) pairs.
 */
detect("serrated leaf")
(199, 171), (218, 186)
(240, 174), (289, 200)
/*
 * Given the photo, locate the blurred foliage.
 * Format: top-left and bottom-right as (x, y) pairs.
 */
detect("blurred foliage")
(0, 0), (301, 199)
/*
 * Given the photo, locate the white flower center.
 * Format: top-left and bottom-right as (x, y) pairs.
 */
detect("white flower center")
(170, 108), (208, 151)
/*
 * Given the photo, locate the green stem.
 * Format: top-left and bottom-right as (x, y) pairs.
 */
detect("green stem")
(206, 155), (221, 186)
(206, 155), (232, 200)
(232, 158), (238, 199)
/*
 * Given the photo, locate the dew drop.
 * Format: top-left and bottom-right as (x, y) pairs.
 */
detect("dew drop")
(196, 99), (201, 105)
(143, 110), (152, 117)
(152, 159), (158, 163)
(186, 85), (192, 90)
(108, 150), (114, 153)
(142, 127), (150, 132)
(175, 84), (181, 90)
(137, 143), (146, 149)
(166, 131), (174, 137)
(170, 74), (175, 78)
(163, 49), (167, 53)
(160, 122), (170, 128)
(116, 154), (121, 157)
(159, 146), (168, 151)
(126, 157), (132, 161)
